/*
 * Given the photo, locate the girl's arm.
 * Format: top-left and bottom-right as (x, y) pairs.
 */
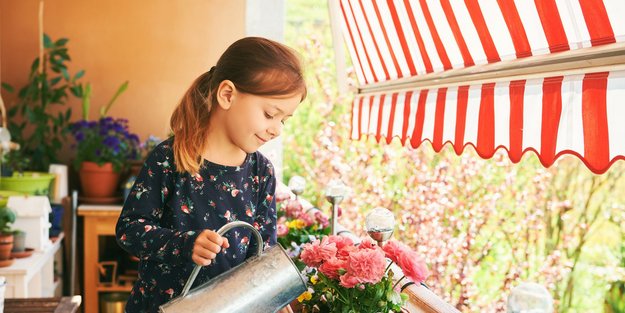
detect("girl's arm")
(115, 145), (200, 264)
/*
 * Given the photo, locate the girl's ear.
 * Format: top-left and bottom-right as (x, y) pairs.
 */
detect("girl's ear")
(216, 80), (236, 110)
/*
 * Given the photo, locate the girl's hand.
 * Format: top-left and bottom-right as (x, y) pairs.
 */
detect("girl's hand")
(191, 230), (230, 266)
(278, 305), (293, 313)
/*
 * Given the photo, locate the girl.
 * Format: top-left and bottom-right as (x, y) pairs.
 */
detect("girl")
(116, 37), (306, 312)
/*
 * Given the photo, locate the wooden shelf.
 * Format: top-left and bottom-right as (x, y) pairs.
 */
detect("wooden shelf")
(96, 284), (133, 292)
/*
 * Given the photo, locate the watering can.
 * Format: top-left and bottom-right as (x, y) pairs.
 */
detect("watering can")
(159, 221), (307, 313)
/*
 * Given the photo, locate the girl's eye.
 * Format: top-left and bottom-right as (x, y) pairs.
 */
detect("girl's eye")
(264, 112), (274, 119)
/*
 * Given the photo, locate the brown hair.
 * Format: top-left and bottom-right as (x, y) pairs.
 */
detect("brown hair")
(170, 37), (307, 173)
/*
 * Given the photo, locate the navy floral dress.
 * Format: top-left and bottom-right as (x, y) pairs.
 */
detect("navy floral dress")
(115, 137), (278, 312)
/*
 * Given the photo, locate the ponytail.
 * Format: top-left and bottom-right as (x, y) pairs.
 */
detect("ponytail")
(169, 67), (215, 174)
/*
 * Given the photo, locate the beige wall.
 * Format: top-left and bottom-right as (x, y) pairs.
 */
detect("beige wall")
(0, 0), (246, 159)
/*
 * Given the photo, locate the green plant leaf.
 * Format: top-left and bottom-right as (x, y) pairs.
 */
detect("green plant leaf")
(74, 70), (85, 81)
(100, 80), (129, 117)
(43, 34), (52, 49)
(82, 83), (92, 120)
(1, 82), (14, 92)
(55, 38), (68, 47)
(60, 67), (70, 81)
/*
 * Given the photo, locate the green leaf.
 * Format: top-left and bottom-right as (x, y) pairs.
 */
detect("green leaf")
(55, 38), (69, 47)
(50, 76), (62, 86)
(82, 83), (92, 120)
(1, 82), (14, 93)
(100, 80), (129, 117)
(60, 67), (70, 81)
(74, 70), (85, 81)
(43, 34), (52, 49)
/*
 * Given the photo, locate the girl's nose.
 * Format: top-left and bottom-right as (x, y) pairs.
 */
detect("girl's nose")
(268, 123), (282, 138)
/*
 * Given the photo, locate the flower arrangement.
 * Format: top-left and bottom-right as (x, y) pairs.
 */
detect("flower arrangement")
(297, 235), (429, 313)
(276, 195), (331, 259)
(70, 117), (140, 172)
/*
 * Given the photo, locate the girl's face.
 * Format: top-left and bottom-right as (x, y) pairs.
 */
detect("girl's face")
(223, 90), (301, 153)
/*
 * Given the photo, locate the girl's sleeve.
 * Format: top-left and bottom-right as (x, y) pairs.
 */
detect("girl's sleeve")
(253, 161), (278, 252)
(115, 146), (200, 264)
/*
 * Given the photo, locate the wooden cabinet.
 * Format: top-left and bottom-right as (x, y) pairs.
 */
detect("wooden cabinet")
(78, 205), (132, 313)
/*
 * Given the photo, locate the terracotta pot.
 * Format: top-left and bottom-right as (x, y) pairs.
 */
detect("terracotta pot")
(0, 234), (14, 261)
(79, 162), (121, 198)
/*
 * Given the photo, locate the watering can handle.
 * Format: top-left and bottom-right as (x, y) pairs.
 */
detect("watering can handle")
(180, 221), (264, 297)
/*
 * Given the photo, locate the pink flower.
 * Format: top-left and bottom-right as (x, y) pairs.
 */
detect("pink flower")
(345, 248), (386, 285)
(314, 211), (329, 228)
(275, 192), (290, 202)
(383, 240), (407, 263)
(358, 239), (378, 250)
(397, 250), (429, 283)
(285, 200), (303, 218)
(297, 211), (315, 227)
(327, 235), (356, 260)
(319, 257), (346, 279)
(339, 274), (360, 288)
(300, 237), (338, 267)
(277, 224), (289, 237)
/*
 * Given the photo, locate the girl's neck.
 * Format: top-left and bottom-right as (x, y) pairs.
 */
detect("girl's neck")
(202, 129), (247, 167)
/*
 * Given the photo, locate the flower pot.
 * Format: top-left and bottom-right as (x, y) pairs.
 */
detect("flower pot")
(0, 233), (13, 261)
(79, 162), (121, 198)
(0, 172), (55, 196)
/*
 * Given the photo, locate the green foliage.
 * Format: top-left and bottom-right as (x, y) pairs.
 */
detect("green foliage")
(80, 80), (129, 120)
(300, 271), (405, 313)
(3, 34), (84, 171)
(0, 207), (16, 234)
(605, 281), (625, 313)
(1, 149), (32, 176)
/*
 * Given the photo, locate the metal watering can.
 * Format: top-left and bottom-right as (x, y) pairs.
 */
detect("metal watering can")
(159, 221), (307, 313)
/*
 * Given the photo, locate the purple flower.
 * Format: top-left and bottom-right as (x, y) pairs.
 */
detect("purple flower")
(70, 116), (141, 172)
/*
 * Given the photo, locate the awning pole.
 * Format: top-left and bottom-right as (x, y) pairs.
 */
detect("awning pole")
(327, 0), (348, 95)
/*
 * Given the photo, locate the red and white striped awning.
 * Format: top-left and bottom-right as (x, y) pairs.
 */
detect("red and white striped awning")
(334, 0), (625, 174)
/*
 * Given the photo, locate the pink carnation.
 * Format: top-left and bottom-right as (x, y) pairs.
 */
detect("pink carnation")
(299, 237), (338, 267)
(397, 250), (429, 283)
(383, 240), (408, 263)
(319, 257), (346, 279)
(275, 191), (291, 202)
(285, 199), (303, 218)
(358, 239), (378, 250)
(328, 235), (356, 260)
(345, 248), (386, 285)
(296, 211), (315, 227)
(339, 274), (360, 288)
(277, 224), (289, 237)
(314, 211), (329, 228)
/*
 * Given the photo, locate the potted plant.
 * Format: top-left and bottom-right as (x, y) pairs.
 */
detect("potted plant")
(70, 80), (138, 199)
(0, 149), (55, 196)
(2, 34), (84, 172)
(0, 206), (16, 263)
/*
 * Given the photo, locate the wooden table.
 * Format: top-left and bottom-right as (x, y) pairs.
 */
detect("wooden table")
(3, 296), (81, 313)
(78, 205), (128, 313)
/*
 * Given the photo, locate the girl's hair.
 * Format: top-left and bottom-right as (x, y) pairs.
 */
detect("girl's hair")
(170, 37), (307, 173)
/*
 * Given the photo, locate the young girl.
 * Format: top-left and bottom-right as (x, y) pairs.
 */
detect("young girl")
(116, 37), (306, 312)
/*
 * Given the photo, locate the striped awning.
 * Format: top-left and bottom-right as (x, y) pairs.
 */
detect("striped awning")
(334, 0), (625, 174)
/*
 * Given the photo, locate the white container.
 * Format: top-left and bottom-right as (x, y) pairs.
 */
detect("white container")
(0, 276), (6, 313)
(48, 164), (68, 204)
(7, 196), (51, 251)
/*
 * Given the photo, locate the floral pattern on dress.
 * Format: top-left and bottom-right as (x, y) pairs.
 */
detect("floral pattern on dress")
(115, 137), (277, 312)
